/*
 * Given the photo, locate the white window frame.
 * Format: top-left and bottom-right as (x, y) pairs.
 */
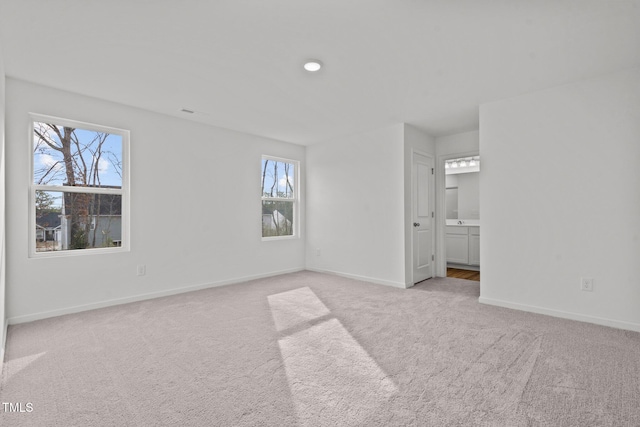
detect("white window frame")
(261, 155), (299, 241)
(29, 113), (130, 258)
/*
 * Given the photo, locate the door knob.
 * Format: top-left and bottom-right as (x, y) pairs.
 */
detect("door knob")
(413, 222), (420, 227)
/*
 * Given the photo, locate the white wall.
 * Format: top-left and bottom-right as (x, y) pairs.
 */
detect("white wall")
(435, 130), (479, 276)
(436, 131), (479, 159)
(305, 123), (434, 288)
(5, 79), (306, 323)
(480, 68), (640, 331)
(306, 124), (407, 287)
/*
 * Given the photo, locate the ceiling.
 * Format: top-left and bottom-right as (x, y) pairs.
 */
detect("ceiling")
(1, 0), (639, 145)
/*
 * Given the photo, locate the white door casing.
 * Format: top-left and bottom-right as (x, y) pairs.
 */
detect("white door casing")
(412, 152), (434, 284)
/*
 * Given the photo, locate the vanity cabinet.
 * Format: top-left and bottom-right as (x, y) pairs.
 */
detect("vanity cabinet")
(446, 226), (479, 266)
(445, 226), (469, 264)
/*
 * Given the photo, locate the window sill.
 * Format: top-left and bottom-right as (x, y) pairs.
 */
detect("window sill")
(29, 246), (129, 259)
(261, 235), (298, 242)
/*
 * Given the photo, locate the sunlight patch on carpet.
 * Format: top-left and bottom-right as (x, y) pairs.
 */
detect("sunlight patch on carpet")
(2, 352), (47, 383)
(268, 287), (330, 332)
(269, 287), (397, 426)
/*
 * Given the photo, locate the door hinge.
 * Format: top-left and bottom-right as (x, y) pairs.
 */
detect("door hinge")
(432, 212), (434, 218)
(432, 254), (435, 261)
(431, 168), (434, 174)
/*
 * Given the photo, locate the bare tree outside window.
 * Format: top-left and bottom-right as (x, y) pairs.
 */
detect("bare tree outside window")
(32, 118), (126, 253)
(261, 157), (296, 238)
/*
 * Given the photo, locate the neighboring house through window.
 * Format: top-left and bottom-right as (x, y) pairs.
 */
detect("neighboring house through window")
(261, 156), (298, 239)
(30, 114), (129, 256)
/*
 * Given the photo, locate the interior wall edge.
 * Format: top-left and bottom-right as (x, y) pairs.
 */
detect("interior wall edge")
(1, 318), (6, 356)
(0, 319), (7, 366)
(0, 45), (6, 366)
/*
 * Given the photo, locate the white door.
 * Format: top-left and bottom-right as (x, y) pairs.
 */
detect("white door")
(412, 153), (434, 284)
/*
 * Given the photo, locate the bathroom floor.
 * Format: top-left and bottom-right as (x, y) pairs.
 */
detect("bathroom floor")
(447, 267), (480, 281)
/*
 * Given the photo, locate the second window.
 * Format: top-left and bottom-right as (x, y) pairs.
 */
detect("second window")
(261, 156), (298, 238)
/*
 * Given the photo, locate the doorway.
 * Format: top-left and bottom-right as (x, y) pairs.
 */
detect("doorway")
(439, 154), (480, 280)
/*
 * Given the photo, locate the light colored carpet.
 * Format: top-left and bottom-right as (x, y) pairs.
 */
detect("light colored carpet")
(1, 271), (639, 426)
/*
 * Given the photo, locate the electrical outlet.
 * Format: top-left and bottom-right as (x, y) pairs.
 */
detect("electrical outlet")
(580, 277), (593, 292)
(137, 265), (146, 276)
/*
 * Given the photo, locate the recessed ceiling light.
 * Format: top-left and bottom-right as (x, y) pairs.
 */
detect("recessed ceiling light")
(303, 60), (323, 72)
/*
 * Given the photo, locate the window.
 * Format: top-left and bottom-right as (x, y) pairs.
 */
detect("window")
(261, 156), (298, 239)
(30, 114), (129, 256)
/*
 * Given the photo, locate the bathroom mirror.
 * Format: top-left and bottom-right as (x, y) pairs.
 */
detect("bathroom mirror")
(446, 188), (459, 219)
(445, 157), (479, 221)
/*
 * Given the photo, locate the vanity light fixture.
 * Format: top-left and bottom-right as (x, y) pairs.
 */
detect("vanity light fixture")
(303, 59), (323, 72)
(446, 156), (480, 172)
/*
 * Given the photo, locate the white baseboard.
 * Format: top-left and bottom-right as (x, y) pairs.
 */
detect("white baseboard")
(479, 296), (640, 333)
(306, 267), (407, 289)
(8, 268), (304, 325)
